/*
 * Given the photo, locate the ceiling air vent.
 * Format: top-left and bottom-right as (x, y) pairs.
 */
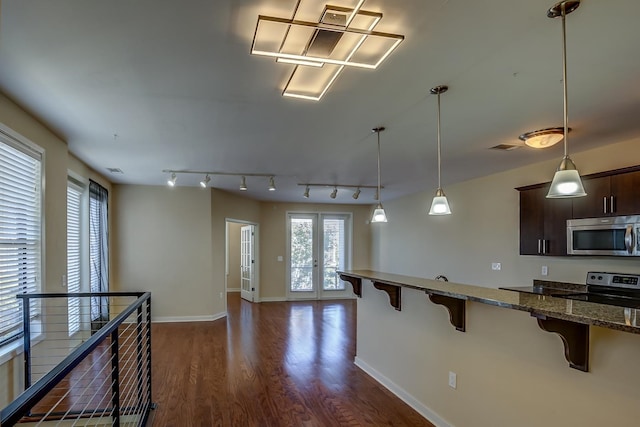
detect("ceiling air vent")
(490, 144), (522, 151)
(107, 167), (124, 174)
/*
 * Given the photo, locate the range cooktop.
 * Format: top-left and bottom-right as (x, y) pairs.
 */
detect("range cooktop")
(502, 272), (640, 309)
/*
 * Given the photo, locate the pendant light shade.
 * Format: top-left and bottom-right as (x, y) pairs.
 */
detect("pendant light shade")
(429, 188), (451, 215)
(428, 85), (452, 215)
(371, 127), (387, 223)
(372, 204), (388, 223)
(546, 0), (586, 199)
(547, 156), (586, 197)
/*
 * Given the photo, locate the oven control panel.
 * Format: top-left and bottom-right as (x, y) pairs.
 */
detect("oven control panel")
(586, 272), (640, 289)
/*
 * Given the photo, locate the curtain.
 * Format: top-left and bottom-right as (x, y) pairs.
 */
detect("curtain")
(89, 180), (109, 323)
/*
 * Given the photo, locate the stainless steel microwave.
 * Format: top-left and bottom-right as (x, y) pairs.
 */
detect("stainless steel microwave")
(567, 216), (640, 256)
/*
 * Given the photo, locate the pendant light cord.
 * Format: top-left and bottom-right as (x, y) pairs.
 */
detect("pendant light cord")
(437, 92), (442, 190)
(561, 2), (569, 158)
(377, 130), (382, 201)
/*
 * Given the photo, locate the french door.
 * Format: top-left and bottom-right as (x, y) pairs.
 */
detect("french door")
(240, 225), (256, 302)
(287, 213), (352, 300)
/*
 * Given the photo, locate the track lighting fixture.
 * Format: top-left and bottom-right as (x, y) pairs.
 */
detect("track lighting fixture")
(163, 170), (277, 191)
(296, 184), (379, 200)
(371, 127), (387, 223)
(200, 174), (211, 188)
(428, 85), (452, 216)
(546, 0), (586, 198)
(167, 172), (177, 187)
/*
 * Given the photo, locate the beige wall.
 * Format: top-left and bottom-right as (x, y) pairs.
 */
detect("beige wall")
(0, 93), (111, 407)
(113, 188), (372, 316)
(365, 136), (640, 426)
(112, 185), (216, 321)
(227, 222), (242, 291)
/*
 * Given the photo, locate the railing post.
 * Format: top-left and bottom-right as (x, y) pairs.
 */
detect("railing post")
(110, 329), (121, 427)
(146, 297), (152, 408)
(136, 305), (143, 413)
(22, 296), (32, 389)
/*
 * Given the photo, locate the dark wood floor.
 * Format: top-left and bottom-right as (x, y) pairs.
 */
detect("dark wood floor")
(151, 293), (435, 426)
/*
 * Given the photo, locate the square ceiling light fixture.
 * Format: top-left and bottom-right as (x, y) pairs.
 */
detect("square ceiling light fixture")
(251, 1), (404, 101)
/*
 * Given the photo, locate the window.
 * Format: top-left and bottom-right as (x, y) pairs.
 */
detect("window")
(89, 180), (109, 323)
(67, 179), (84, 335)
(0, 130), (42, 347)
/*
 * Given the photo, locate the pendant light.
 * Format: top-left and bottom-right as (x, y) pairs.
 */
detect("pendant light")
(371, 127), (388, 223)
(546, 0), (586, 198)
(428, 85), (452, 215)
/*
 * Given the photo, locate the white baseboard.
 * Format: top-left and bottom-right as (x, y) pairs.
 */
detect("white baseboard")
(258, 297), (287, 302)
(226, 288), (241, 293)
(152, 312), (226, 323)
(354, 356), (452, 427)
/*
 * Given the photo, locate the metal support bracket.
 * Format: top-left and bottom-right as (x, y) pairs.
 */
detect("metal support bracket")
(339, 274), (362, 298)
(427, 293), (466, 332)
(532, 313), (589, 372)
(373, 282), (401, 311)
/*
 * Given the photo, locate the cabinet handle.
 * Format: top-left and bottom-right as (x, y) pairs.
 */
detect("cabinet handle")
(542, 239), (547, 255)
(538, 239), (542, 254)
(610, 195), (615, 214)
(603, 196), (607, 214)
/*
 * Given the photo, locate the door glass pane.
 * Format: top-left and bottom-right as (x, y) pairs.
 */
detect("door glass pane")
(323, 218), (345, 291)
(290, 218), (314, 291)
(241, 227), (252, 292)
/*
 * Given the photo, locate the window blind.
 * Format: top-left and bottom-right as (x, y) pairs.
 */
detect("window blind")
(0, 135), (42, 346)
(67, 181), (82, 335)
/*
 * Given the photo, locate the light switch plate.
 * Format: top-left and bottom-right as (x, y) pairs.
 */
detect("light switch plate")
(491, 262), (501, 271)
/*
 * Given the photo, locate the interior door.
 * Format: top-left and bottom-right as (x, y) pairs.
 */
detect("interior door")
(288, 213), (351, 300)
(240, 225), (255, 302)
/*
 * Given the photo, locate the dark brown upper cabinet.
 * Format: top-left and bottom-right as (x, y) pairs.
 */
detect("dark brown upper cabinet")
(518, 184), (572, 256)
(572, 169), (640, 218)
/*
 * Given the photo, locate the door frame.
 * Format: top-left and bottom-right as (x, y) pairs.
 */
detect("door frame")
(225, 218), (260, 307)
(285, 211), (353, 301)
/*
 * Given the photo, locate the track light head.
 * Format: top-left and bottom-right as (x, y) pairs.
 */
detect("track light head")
(200, 174), (211, 188)
(240, 176), (247, 191)
(330, 187), (338, 199)
(167, 172), (177, 187)
(268, 176), (276, 191)
(303, 185), (310, 198)
(352, 188), (361, 199)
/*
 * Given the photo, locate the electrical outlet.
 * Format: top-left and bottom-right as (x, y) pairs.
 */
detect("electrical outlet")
(448, 371), (457, 389)
(541, 265), (548, 276)
(277, 256), (283, 262)
(491, 262), (501, 271)
(219, 292), (223, 299)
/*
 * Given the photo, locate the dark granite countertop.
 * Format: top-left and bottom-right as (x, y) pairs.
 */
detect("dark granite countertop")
(338, 270), (640, 335)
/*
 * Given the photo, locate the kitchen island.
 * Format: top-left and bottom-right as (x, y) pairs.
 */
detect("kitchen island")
(338, 269), (640, 427)
(339, 270), (639, 372)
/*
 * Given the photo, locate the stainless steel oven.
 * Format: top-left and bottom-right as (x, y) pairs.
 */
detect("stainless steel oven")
(567, 216), (640, 256)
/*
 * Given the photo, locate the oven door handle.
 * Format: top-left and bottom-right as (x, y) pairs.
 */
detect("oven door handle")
(624, 225), (634, 254)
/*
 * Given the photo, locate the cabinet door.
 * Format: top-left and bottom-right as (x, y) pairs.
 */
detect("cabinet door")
(519, 187), (545, 255)
(543, 196), (572, 256)
(571, 176), (610, 218)
(610, 170), (640, 215)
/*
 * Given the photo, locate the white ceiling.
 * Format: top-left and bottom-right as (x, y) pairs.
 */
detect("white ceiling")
(1, 0), (639, 204)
